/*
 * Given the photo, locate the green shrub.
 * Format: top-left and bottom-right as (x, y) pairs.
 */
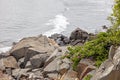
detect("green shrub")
(64, 0), (120, 70)
(65, 30), (120, 70)
(83, 74), (93, 80)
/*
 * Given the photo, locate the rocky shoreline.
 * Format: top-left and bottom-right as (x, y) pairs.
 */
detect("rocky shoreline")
(0, 28), (120, 80)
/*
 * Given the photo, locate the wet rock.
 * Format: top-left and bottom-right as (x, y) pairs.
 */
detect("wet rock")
(49, 33), (70, 46)
(91, 46), (120, 80)
(69, 27), (89, 41)
(69, 28), (89, 46)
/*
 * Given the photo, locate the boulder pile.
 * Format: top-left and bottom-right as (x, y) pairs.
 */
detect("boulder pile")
(1, 28), (120, 80)
(50, 28), (95, 46)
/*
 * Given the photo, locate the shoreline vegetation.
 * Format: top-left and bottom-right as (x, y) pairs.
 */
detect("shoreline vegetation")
(0, 0), (120, 80)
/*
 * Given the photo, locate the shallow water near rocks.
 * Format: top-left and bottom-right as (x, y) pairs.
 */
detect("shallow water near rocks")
(0, 0), (113, 51)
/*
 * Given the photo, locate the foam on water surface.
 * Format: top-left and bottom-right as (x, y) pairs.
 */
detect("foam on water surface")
(0, 46), (12, 53)
(44, 14), (70, 37)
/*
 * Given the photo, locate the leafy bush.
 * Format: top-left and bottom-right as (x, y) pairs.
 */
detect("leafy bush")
(64, 0), (120, 70)
(83, 74), (93, 80)
(66, 30), (120, 69)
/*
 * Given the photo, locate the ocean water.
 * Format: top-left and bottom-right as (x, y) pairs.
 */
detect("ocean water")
(0, 0), (113, 52)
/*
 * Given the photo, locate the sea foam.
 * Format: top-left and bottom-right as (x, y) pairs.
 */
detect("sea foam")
(0, 46), (12, 53)
(44, 14), (69, 37)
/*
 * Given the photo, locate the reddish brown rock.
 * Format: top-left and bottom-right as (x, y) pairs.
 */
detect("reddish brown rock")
(0, 70), (13, 80)
(77, 59), (96, 80)
(60, 70), (78, 80)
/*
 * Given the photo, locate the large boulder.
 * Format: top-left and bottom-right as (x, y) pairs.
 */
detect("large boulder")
(9, 35), (58, 68)
(30, 54), (49, 69)
(91, 46), (120, 80)
(69, 28), (89, 41)
(0, 56), (19, 70)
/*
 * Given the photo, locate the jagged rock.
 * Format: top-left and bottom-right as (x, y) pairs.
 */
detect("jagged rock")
(27, 69), (44, 80)
(82, 70), (96, 80)
(77, 59), (95, 80)
(0, 70), (13, 80)
(91, 46), (120, 80)
(12, 68), (31, 79)
(60, 70), (78, 80)
(5, 68), (12, 75)
(49, 33), (70, 46)
(44, 57), (62, 72)
(44, 49), (59, 67)
(0, 56), (19, 70)
(59, 62), (70, 75)
(9, 35), (58, 68)
(69, 28), (89, 41)
(44, 46), (68, 67)
(44, 57), (70, 79)
(69, 28), (89, 46)
(46, 73), (59, 80)
(70, 39), (83, 46)
(108, 45), (116, 60)
(30, 54), (49, 69)
(79, 65), (96, 80)
(12, 68), (45, 80)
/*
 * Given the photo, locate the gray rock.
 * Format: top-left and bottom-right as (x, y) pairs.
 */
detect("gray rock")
(49, 33), (70, 46)
(30, 54), (49, 69)
(91, 46), (120, 80)
(44, 57), (71, 79)
(44, 57), (62, 72)
(0, 56), (19, 70)
(9, 35), (57, 68)
(108, 45), (116, 60)
(5, 68), (12, 75)
(59, 63), (70, 75)
(27, 69), (44, 80)
(70, 28), (89, 41)
(12, 68), (31, 79)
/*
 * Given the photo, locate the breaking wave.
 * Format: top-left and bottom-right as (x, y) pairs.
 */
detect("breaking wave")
(44, 14), (69, 37)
